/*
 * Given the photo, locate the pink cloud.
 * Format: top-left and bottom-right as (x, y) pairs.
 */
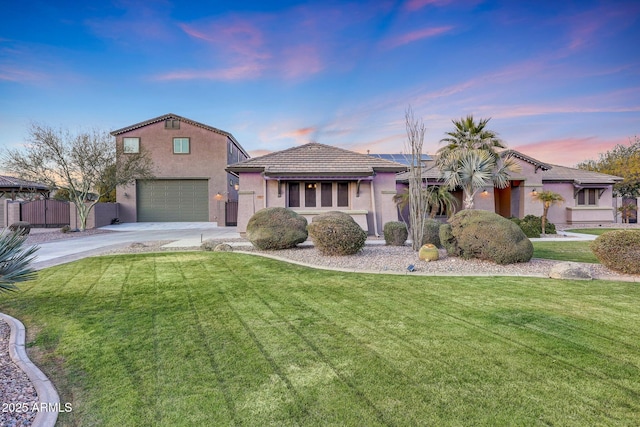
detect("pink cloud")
(403, 0), (449, 12)
(0, 66), (46, 82)
(383, 26), (453, 49)
(155, 64), (264, 81)
(281, 127), (316, 138)
(513, 137), (626, 167)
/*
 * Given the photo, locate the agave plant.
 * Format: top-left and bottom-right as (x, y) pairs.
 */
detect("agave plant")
(0, 231), (39, 293)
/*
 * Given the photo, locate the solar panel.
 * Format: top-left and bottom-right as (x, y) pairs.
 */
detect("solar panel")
(368, 153), (432, 166)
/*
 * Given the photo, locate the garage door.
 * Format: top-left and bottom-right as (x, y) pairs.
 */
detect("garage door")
(137, 180), (209, 222)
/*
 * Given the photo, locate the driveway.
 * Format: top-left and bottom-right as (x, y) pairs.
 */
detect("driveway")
(31, 223), (241, 270)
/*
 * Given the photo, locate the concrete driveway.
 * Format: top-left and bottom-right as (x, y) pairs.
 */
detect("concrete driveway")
(31, 223), (241, 270)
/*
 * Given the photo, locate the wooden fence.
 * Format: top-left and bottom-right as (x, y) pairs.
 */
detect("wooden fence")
(20, 199), (70, 228)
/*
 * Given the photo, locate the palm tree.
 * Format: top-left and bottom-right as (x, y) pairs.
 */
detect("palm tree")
(618, 203), (638, 223)
(0, 231), (39, 293)
(439, 149), (520, 210)
(532, 190), (565, 236)
(426, 185), (458, 218)
(437, 115), (506, 167)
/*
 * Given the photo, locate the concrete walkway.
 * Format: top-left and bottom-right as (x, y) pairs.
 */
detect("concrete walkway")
(31, 223), (241, 270)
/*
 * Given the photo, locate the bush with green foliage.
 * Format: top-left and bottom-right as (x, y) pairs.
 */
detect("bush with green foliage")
(307, 211), (367, 255)
(511, 215), (556, 238)
(439, 223), (459, 256)
(383, 221), (408, 246)
(590, 230), (640, 274)
(246, 207), (308, 250)
(60, 225), (71, 233)
(422, 218), (442, 247)
(446, 210), (533, 264)
(9, 221), (31, 236)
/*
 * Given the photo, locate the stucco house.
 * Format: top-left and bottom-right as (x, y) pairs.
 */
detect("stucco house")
(226, 142), (407, 235)
(112, 113), (249, 224)
(396, 149), (623, 225)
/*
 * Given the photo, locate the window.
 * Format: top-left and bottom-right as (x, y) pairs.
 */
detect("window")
(165, 119), (180, 129)
(288, 183), (300, 207)
(577, 188), (598, 206)
(123, 137), (140, 153)
(321, 183), (332, 207)
(337, 182), (349, 207)
(173, 138), (190, 154)
(305, 182), (317, 207)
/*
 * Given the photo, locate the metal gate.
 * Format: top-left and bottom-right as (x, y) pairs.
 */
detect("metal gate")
(20, 199), (70, 228)
(225, 200), (238, 226)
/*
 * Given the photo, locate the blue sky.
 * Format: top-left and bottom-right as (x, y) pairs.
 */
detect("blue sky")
(1, 0), (638, 166)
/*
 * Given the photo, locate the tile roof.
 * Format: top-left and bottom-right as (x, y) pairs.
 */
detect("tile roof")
(227, 142), (407, 176)
(110, 113), (249, 158)
(396, 152), (623, 185)
(542, 164), (623, 184)
(0, 175), (49, 190)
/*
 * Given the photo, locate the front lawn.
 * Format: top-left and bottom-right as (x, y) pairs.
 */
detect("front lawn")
(565, 228), (625, 236)
(532, 240), (600, 263)
(2, 252), (639, 426)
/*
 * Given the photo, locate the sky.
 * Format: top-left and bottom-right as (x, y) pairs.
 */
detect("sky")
(1, 0), (639, 167)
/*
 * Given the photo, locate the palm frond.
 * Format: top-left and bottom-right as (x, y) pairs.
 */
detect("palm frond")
(0, 231), (39, 293)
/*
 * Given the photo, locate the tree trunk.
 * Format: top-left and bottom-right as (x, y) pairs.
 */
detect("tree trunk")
(541, 205), (549, 236)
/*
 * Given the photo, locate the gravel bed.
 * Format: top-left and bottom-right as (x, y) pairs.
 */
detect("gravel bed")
(0, 320), (38, 427)
(22, 228), (113, 246)
(240, 244), (621, 277)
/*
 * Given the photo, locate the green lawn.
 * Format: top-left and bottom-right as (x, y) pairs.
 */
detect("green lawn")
(2, 252), (640, 426)
(532, 241), (600, 263)
(565, 228), (626, 236)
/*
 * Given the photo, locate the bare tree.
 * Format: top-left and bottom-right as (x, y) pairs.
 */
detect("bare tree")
(3, 123), (154, 231)
(405, 107), (429, 250)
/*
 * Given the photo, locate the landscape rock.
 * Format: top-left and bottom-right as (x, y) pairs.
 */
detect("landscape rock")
(549, 262), (592, 280)
(214, 243), (233, 252)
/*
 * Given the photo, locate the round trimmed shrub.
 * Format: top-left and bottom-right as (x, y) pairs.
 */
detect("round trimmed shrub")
(246, 207), (308, 250)
(383, 221), (408, 246)
(422, 218), (442, 247)
(590, 230), (640, 274)
(439, 223), (460, 256)
(9, 221), (31, 236)
(447, 210), (533, 264)
(307, 211), (367, 256)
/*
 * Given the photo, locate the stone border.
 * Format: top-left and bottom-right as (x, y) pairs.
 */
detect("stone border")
(0, 312), (59, 427)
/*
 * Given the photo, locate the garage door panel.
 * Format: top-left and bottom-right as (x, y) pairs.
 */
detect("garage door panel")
(137, 180), (208, 222)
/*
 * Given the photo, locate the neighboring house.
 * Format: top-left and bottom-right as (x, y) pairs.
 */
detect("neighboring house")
(396, 149), (623, 225)
(226, 142), (407, 235)
(111, 113), (249, 224)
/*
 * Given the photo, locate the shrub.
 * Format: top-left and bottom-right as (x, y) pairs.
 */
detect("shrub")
(383, 221), (408, 246)
(9, 221), (31, 236)
(422, 218), (442, 247)
(447, 210), (533, 264)
(511, 215), (556, 238)
(246, 207), (308, 250)
(60, 225), (71, 233)
(590, 230), (640, 274)
(439, 223), (459, 256)
(307, 211), (367, 256)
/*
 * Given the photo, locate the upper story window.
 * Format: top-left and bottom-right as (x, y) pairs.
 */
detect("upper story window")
(576, 188), (598, 206)
(123, 137), (140, 153)
(173, 137), (190, 154)
(165, 119), (180, 129)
